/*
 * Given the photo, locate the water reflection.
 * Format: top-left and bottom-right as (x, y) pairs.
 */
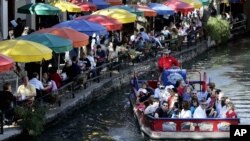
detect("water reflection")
(36, 87), (144, 141)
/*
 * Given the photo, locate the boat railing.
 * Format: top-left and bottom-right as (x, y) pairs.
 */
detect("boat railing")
(144, 114), (240, 132)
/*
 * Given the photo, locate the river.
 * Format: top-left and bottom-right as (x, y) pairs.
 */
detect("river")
(34, 38), (250, 141)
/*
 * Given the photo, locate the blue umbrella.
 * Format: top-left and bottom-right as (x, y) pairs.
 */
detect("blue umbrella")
(53, 19), (108, 36)
(89, 0), (110, 9)
(148, 3), (175, 15)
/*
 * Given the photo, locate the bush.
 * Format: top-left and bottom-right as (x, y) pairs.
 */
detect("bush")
(205, 16), (231, 43)
(15, 104), (46, 136)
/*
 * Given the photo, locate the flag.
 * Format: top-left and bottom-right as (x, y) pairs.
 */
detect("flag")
(133, 74), (139, 91)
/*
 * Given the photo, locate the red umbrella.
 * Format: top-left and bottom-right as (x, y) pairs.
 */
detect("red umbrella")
(71, 0), (97, 11)
(76, 15), (122, 31)
(105, 0), (123, 6)
(135, 5), (157, 17)
(36, 27), (89, 47)
(163, 0), (194, 13)
(0, 54), (14, 73)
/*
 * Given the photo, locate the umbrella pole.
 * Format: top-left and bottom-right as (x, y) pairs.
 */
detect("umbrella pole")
(16, 76), (18, 92)
(58, 54), (60, 71)
(40, 61), (43, 81)
(153, 17), (155, 35)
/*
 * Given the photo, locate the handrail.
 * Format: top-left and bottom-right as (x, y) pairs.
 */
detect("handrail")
(0, 110), (3, 134)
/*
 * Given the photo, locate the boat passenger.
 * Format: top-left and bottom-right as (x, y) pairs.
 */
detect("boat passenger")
(218, 97), (227, 118)
(193, 100), (207, 118)
(226, 102), (237, 118)
(170, 102), (180, 118)
(154, 82), (165, 99)
(167, 88), (177, 109)
(182, 85), (193, 103)
(190, 97), (199, 115)
(144, 98), (160, 116)
(157, 49), (180, 72)
(206, 90), (217, 118)
(154, 101), (170, 118)
(136, 88), (150, 103)
(179, 101), (192, 118)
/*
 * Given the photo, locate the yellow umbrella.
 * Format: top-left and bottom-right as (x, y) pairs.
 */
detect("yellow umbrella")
(51, 1), (81, 12)
(180, 0), (203, 9)
(92, 8), (137, 24)
(0, 40), (52, 63)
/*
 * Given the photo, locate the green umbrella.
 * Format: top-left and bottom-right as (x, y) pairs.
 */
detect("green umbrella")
(18, 33), (73, 53)
(109, 5), (144, 16)
(199, 0), (209, 5)
(17, 3), (61, 15)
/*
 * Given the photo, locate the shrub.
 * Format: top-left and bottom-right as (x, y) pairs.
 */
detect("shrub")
(205, 16), (231, 43)
(15, 104), (46, 136)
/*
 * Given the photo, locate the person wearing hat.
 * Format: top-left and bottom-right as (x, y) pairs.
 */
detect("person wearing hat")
(157, 49), (180, 72)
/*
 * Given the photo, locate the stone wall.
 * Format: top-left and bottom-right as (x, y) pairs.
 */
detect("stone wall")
(244, 0), (250, 31)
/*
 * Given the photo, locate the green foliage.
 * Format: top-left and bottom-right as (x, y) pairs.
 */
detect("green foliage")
(205, 16), (231, 43)
(15, 104), (46, 136)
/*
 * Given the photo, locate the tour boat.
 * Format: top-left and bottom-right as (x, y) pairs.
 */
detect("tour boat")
(129, 69), (240, 140)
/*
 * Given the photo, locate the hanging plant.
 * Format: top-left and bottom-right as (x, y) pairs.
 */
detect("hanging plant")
(205, 15), (231, 43)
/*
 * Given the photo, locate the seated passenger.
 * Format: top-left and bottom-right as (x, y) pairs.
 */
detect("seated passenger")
(154, 101), (170, 118)
(136, 88), (150, 103)
(218, 97), (227, 118)
(144, 98), (159, 116)
(170, 102), (180, 118)
(193, 100), (207, 118)
(226, 102), (237, 118)
(190, 97), (199, 115)
(179, 101), (192, 118)
(182, 85), (192, 103)
(206, 90), (217, 118)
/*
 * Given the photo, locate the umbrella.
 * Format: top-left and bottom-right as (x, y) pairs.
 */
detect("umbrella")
(180, 0), (203, 9)
(89, 0), (110, 9)
(109, 5), (144, 16)
(148, 3), (175, 15)
(76, 15), (122, 31)
(36, 27), (89, 47)
(51, 1), (81, 12)
(17, 3), (61, 15)
(105, 0), (123, 6)
(163, 0), (194, 13)
(53, 19), (107, 36)
(135, 5), (157, 17)
(92, 9), (137, 24)
(18, 33), (73, 53)
(199, 0), (209, 5)
(0, 54), (14, 73)
(73, 1), (97, 11)
(0, 40), (52, 62)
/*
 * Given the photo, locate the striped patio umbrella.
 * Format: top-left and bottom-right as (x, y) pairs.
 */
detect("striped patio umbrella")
(105, 0), (123, 6)
(135, 5), (157, 17)
(17, 3), (61, 15)
(51, 1), (81, 12)
(92, 8), (137, 24)
(36, 27), (89, 47)
(76, 15), (122, 31)
(71, 0), (97, 11)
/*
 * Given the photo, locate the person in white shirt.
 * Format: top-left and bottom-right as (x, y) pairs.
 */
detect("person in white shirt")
(179, 101), (192, 118)
(29, 72), (49, 91)
(144, 98), (159, 116)
(193, 100), (207, 118)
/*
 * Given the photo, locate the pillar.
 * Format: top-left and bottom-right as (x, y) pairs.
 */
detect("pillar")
(0, 0), (8, 39)
(26, 0), (36, 30)
(244, 0), (250, 31)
